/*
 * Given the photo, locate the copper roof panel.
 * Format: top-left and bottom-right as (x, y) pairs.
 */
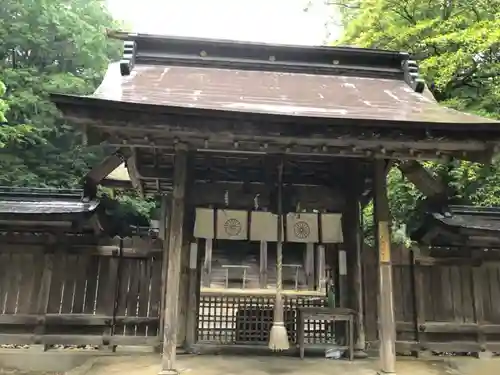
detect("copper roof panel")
(93, 63), (497, 125)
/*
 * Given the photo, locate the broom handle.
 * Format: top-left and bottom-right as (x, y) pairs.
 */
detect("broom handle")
(275, 160), (284, 320)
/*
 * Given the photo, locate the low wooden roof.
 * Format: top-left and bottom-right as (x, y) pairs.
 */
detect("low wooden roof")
(0, 187), (101, 234)
(412, 205), (500, 248)
(0, 187), (98, 216)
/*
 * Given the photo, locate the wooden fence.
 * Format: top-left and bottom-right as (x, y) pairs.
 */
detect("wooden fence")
(363, 245), (500, 355)
(0, 238), (162, 348)
(2, 239), (500, 356)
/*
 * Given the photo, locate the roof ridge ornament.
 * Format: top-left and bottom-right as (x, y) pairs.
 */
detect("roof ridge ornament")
(120, 40), (137, 76)
(402, 59), (425, 93)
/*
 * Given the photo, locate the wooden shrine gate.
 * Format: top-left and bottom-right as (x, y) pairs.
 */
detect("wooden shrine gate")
(0, 237), (162, 349)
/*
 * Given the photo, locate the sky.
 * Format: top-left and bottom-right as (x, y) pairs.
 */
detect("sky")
(106, 0), (341, 45)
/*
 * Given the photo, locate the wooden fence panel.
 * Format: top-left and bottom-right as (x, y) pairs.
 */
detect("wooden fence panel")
(363, 246), (500, 356)
(0, 242), (163, 349)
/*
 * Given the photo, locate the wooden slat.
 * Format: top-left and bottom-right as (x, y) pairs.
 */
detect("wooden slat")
(17, 254), (36, 314)
(4, 254), (22, 314)
(61, 254), (79, 314)
(125, 259), (141, 335)
(83, 255), (100, 314)
(149, 255), (162, 336)
(0, 253), (10, 314)
(47, 251), (66, 314)
(72, 255), (90, 314)
(137, 258), (151, 336)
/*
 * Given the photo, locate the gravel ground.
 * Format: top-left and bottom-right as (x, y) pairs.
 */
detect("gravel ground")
(0, 369), (62, 375)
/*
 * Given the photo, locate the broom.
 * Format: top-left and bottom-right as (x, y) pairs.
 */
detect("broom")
(268, 160), (290, 351)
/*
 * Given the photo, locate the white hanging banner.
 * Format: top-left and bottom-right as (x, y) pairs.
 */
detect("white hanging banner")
(194, 208), (214, 239)
(250, 211), (279, 242)
(286, 213), (319, 243)
(216, 209), (248, 240)
(321, 213), (344, 243)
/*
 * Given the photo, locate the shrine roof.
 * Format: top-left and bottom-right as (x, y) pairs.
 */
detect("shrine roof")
(412, 205), (500, 247)
(51, 32), (499, 130)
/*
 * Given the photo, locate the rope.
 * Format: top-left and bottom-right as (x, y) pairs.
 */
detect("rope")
(275, 160), (284, 315)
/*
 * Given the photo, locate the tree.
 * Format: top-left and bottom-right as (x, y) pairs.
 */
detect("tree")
(0, 0), (121, 186)
(334, 0), (500, 241)
(0, 79), (32, 149)
(0, 0), (154, 223)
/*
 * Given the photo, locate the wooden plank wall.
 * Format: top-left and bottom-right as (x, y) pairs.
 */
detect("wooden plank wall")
(0, 238), (162, 349)
(363, 245), (500, 355)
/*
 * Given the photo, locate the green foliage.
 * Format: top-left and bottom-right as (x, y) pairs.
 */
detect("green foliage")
(0, 0), (150, 224)
(335, 0), (500, 240)
(0, 0), (121, 187)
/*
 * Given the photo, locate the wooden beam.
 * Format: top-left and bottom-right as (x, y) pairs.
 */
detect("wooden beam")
(159, 145), (187, 375)
(127, 148), (145, 197)
(96, 123), (493, 153)
(373, 159), (396, 373)
(84, 148), (131, 185)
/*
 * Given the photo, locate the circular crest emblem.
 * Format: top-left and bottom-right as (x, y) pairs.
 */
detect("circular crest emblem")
(293, 221), (311, 239)
(224, 218), (242, 237)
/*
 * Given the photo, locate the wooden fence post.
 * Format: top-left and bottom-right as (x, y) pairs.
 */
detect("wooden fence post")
(33, 246), (55, 351)
(472, 261), (491, 358)
(411, 249), (429, 357)
(101, 240), (121, 351)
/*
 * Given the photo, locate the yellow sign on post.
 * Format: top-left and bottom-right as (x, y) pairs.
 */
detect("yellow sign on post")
(378, 221), (391, 263)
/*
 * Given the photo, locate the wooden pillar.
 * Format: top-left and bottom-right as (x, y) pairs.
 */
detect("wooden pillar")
(159, 145), (188, 375)
(177, 241), (190, 347)
(373, 159), (396, 374)
(259, 241), (268, 288)
(185, 241), (199, 350)
(202, 238), (213, 287)
(345, 187), (367, 355)
(158, 195), (171, 349)
(335, 245), (348, 345)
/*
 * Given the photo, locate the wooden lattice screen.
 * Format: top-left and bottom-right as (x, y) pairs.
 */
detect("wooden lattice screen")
(197, 293), (330, 345)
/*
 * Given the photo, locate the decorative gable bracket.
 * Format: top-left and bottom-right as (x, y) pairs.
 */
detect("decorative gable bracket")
(402, 59), (425, 93)
(120, 41), (137, 76)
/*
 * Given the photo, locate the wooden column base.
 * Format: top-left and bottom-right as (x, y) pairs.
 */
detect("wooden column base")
(158, 370), (179, 375)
